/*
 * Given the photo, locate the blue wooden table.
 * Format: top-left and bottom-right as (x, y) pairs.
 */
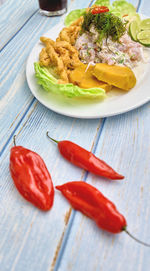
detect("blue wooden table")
(0, 0), (150, 270)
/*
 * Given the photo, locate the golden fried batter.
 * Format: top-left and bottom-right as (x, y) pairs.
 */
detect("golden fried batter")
(56, 27), (71, 43)
(39, 48), (51, 66)
(56, 17), (83, 46)
(39, 17), (83, 83)
(46, 43), (68, 83)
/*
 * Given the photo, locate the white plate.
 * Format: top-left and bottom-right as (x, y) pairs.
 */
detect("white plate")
(26, 19), (150, 119)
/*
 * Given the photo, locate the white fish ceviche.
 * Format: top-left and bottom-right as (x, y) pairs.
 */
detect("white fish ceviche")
(75, 10), (144, 69)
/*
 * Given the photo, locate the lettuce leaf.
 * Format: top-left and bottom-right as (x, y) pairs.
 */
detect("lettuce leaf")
(34, 63), (106, 99)
(112, 0), (136, 12)
(94, 0), (110, 7)
(64, 9), (86, 26)
(64, 0), (138, 26)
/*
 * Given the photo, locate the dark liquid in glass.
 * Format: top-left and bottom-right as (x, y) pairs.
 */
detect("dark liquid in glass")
(39, 0), (67, 12)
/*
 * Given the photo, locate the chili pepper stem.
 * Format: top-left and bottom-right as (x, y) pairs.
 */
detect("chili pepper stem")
(46, 131), (59, 144)
(123, 228), (150, 247)
(13, 135), (17, 146)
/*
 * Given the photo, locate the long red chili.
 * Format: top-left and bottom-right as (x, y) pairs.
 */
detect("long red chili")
(56, 181), (126, 233)
(56, 181), (150, 246)
(46, 132), (124, 180)
(10, 135), (54, 211)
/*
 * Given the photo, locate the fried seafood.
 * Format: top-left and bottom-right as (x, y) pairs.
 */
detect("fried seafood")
(56, 17), (83, 45)
(39, 48), (51, 66)
(39, 16), (84, 84)
(39, 35), (81, 84)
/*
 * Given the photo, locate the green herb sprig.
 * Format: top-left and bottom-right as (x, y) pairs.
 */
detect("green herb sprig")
(81, 11), (127, 42)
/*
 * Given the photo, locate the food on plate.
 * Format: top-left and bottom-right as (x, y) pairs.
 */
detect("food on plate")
(75, 11), (143, 68)
(64, 0), (139, 27)
(137, 30), (150, 47)
(129, 20), (139, 41)
(93, 63), (136, 90)
(129, 18), (150, 47)
(34, 0), (149, 99)
(34, 62), (106, 99)
(140, 18), (150, 30)
(39, 36), (81, 84)
(64, 8), (86, 27)
(69, 64), (112, 91)
(56, 16), (84, 45)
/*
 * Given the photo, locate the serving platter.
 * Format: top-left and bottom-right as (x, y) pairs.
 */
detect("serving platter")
(26, 17), (150, 119)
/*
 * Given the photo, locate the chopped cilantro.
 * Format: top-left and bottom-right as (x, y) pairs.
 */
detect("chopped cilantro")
(118, 59), (124, 64)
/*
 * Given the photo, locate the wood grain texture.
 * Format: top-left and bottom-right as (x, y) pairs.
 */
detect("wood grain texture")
(56, 102), (150, 271)
(0, 1), (102, 271)
(0, 103), (102, 271)
(0, 0), (39, 51)
(0, 0), (91, 150)
(51, 1), (150, 271)
(0, 0), (150, 271)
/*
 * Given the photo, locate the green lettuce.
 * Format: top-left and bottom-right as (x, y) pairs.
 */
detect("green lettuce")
(95, 0), (137, 17)
(34, 63), (106, 99)
(64, 9), (86, 26)
(65, 0), (138, 26)
(112, 0), (136, 12)
(94, 0), (110, 7)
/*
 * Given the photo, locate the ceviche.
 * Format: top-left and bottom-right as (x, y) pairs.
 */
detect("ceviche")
(34, 0), (150, 99)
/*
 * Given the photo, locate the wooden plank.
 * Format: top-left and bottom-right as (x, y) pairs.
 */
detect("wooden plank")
(0, 0), (88, 151)
(55, 103), (150, 271)
(0, 0), (39, 51)
(0, 102), (102, 271)
(52, 0), (150, 270)
(1, 1), (149, 271)
(0, 1), (103, 271)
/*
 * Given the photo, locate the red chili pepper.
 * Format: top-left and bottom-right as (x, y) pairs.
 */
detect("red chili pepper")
(56, 181), (126, 233)
(91, 6), (109, 14)
(56, 181), (150, 246)
(10, 136), (54, 211)
(46, 132), (124, 180)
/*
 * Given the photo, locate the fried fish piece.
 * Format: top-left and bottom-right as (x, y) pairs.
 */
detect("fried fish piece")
(40, 36), (55, 47)
(45, 42), (69, 83)
(39, 22), (82, 83)
(56, 27), (71, 43)
(56, 23), (81, 45)
(55, 47), (71, 67)
(55, 41), (81, 68)
(39, 48), (51, 66)
(70, 26), (81, 45)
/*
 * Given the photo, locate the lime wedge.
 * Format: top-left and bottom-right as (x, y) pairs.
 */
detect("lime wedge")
(140, 18), (150, 30)
(137, 30), (150, 47)
(129, 20), (139, 41)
